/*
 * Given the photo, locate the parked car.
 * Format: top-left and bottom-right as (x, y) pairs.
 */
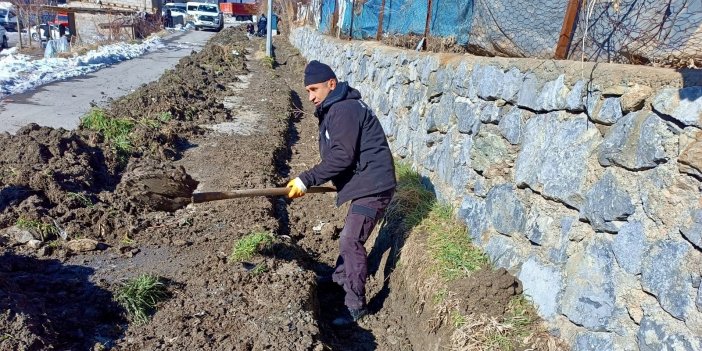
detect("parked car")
(29, 23), (70, 42)
(185, 2), (223, 31)
(0, 7), (18, 31)
(0, 25), (8, 49)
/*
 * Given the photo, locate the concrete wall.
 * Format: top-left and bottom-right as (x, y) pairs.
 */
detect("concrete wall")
(290, 27), (702, 351)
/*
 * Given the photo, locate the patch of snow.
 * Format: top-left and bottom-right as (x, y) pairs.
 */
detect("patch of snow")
(0, 35), (165, 98)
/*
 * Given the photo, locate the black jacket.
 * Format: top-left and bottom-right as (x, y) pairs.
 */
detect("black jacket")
(299, 82), (396, 206)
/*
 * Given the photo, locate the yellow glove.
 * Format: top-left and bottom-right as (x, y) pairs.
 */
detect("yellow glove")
(286, 177), (307, 199)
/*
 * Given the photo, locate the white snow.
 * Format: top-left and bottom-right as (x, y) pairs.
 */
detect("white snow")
(0, 35), (166, 98)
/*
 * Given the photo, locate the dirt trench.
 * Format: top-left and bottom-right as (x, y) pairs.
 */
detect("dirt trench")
(0, 28), (533, 351)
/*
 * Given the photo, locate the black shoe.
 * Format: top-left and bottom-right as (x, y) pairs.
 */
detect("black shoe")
(316, 274), (334, 285)
(332, 307), (367, 326)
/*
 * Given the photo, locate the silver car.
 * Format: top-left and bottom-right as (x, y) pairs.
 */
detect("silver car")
(0, 8), (17, 32)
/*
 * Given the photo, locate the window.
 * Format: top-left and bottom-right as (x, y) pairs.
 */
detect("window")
(198, 5), (218, 13)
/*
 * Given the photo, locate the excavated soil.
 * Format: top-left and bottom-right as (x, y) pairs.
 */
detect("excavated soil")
(0, 27), (543, 351)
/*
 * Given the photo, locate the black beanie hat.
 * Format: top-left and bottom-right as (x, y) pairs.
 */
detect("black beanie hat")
(304, 60), (337, 86)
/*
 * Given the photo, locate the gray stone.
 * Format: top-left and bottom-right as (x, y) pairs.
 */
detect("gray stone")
(535, 74), (569, 111)
(451, 62), (471, 97)
(579, 171), (635, 233)
(478, 101), (501, 124)
(4, 226), (37, 244)
(427, 68), (452, 99)
(474, 65), (504, 100)
(27, 239), (43, 249)
(517, 257), (562, 318)
(612, 221), (647, 275)
(394, 123), (410, 158)
(471, 132), (509, 174)
(641, 240), (691, 321)
(697, 285), (702, 312)
(500, 67), (523, 103)
(379, 112), (396, 138)
(485, 184), (527, 236)
(436, 132), (454, 184)
(516, 72), (541, 111)
(514, 112), (601, 209)
(458, 195), (488, 244)
(405, 83), (427, 109)
(455, 97), (481, 135)
(419, 56), (440, 84)
(549, 217), (574, 265)
(574, 332), (614, 351)
(524, 210), (554, 246)
(592, 98), (624, 125)
(585, 90), (602, 119)
(425, 94), (454, 133)
(408, 105), (421, 131)
(562, 239), (616, 331)
(638, 315), (701, 351)
(565, 80), (587, 111)
(680, 208), (702, 249)
(498, 106), (530, 144)
(599, 111), (667, 170)
(652, 87), (702, 128)
(451, 135), (474, 191)
(485, 235), (520, 270)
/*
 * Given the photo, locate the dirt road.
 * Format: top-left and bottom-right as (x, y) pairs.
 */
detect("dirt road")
(0, 30), (214, 134)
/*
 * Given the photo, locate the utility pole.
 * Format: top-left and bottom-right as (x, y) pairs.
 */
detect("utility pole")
(266, 0), (272, 57)
(16, 9), (22, 49)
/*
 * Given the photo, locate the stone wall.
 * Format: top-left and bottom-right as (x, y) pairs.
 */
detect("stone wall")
(290, 27), (702, 351)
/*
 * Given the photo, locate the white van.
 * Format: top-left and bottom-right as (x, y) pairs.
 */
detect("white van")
(185, 2), (223, 31)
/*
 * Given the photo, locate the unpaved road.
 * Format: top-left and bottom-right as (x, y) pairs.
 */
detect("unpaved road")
(0, 29), (215, 134)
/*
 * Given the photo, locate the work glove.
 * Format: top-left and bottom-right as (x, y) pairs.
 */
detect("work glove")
(286, 177), (307, 199)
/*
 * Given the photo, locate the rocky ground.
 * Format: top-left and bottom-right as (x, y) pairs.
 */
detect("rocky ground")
(0, 28), (552, 350)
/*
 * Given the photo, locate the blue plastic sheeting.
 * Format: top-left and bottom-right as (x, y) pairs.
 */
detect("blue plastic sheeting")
(321, 0), (474, 45)
(320, 0), (336, 34)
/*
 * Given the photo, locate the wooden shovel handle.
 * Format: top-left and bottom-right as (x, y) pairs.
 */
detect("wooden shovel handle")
(191, 186), (336, 204)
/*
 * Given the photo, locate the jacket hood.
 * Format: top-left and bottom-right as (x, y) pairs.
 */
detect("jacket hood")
(315, 82), (362, 120)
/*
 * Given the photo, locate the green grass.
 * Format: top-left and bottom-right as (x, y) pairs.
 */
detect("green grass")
(425, 203), (488, 281)
(67, 192), (94, 208)
(261, 56), (275, 69)
(158, 111), (173, 123)
(389, 162), (487, 281)
(229, 231), (274, 262)
(80, 108), (135, 152)
(386, 162), (436, 229)
(16, 218), (58, 241)
(115, 274), (168, 325)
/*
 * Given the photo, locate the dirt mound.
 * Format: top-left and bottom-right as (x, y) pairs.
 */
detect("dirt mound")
(450, 267), (523, 316)
(0, 252), (124, 351)
(116, 161), (198, 212)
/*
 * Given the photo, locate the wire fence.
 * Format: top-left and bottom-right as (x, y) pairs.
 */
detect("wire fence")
(291, 0), (702, 68)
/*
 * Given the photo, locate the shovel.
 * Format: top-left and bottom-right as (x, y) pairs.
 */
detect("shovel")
(191, 186), (337, 204)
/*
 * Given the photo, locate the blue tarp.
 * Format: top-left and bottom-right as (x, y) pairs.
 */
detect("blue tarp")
(320, 0), (474, 45)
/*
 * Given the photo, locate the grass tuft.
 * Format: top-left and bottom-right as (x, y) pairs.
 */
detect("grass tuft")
(229, 231), (273, 262)
(425, 203), (488, 281)
(68, 192), (94, 208)
(385, 162), (435, 229)
(16, 217), (58, 241)
(81, 108), (135, 152)
(116, 274), (168, 325)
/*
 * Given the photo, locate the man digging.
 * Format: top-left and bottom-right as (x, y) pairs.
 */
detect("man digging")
(286, 60), (397, 326)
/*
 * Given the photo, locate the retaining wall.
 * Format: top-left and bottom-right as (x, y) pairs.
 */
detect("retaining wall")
(290, 27), (702, 351)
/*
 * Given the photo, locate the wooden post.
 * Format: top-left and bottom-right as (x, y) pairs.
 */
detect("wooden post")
(375, 0), (385, 41)
(423, 0), (433, 50)
(555, 0), (581, 59)
(348, 0), (355, 40)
